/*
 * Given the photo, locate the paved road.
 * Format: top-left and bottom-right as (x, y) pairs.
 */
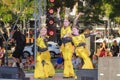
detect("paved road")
(26, 73), (75, 80)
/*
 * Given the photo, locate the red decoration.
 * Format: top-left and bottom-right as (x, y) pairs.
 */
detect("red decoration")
(49, 30), (54, 36)
(49, 0), (55, 3)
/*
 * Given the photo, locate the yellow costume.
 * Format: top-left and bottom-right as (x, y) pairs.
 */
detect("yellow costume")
(72, 34), (93, 69)
(60, 26), (75, 77)
(34, 37), (55, 79)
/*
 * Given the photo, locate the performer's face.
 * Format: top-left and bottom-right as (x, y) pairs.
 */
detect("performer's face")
(113, 40), (117, 46)
(40, 27), (47, 36)
(63, 19), (70, 27)
(72, 27), (79, 35)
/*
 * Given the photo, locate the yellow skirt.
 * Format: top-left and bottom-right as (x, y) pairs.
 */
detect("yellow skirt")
(34, 51), (55, 79)
(60, 42), (74, 60)
(75, 47), (93, 69)
(60, 42), (75, 77)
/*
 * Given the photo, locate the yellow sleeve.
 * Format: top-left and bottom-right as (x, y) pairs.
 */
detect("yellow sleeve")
(72, 34), (86, 47)
(72, 36), (79, 46)
(36, 37), (47, 48)
(36, 37), (41, 46)
(61, 26), (72, 38)
(80, 34), (86, 43)
(67, 27), (72, 34)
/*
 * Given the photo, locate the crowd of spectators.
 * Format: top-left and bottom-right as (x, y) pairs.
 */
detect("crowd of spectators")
(92, 40), (120, 68)
(23, 55), (35, 70)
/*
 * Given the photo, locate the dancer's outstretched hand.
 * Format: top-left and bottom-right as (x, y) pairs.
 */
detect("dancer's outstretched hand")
(57, 7), (61, 18)
(57, 7), (61, 14)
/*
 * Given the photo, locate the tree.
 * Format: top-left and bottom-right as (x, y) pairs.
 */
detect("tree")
(101, 0), (120, 23)
(77, 0), (104, 25)
(0, 0), (34, 23)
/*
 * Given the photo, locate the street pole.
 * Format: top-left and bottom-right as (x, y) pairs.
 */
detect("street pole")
(34, 0), (46, 66)
(34, 0), (37, 66)
(107, 18), (110, 48)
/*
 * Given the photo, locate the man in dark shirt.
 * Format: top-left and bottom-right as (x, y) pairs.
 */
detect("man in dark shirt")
(110, 40), (119, 56)
(11, 26), (26, 67)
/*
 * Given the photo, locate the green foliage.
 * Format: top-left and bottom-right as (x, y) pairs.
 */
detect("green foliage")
(0, 0), (120, 23)
(77, 0), (120, 24)
(2, 14), (12, 23)
(114, 17), (120, 23)
(101, 3), (113, 17)
(101, 0), (120, 23)
(77, 0), (104, 25)
(0, 0), (34, 23)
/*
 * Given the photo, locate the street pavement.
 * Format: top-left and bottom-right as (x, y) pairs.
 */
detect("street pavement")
(26, 73), (75, 80)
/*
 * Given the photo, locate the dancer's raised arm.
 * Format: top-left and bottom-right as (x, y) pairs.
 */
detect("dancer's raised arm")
(56, 7), (63, 27)
(73, 12), (84, 27)
(57, 7), (61, 19)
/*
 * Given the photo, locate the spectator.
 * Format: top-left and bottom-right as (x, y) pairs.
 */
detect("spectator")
(54, 54), (64, 69)
(8, 62), (13, 67)
(29, 55), (35, 69)
(110, 40), (119, 57)
(11, 26), (26, 67)
(23, 56), (31, 70)
(92, 54), (98, 69)
(72, 54), (82, 69)
(97, 41), (108, 57)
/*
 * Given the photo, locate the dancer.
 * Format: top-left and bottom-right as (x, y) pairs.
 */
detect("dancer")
(57, 8), (75, 78)
(72, 26), (94, 69)
(34, 15), (55, 79)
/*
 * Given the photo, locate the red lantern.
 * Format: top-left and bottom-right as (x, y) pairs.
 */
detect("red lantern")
(49, 30), (54, 36)
(48, 8), (54, 14)
(49, 19), (54, 25)
(49, 0), (55, 3)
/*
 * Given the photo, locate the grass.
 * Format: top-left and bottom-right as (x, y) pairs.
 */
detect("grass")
(24, 69), (64, 73)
